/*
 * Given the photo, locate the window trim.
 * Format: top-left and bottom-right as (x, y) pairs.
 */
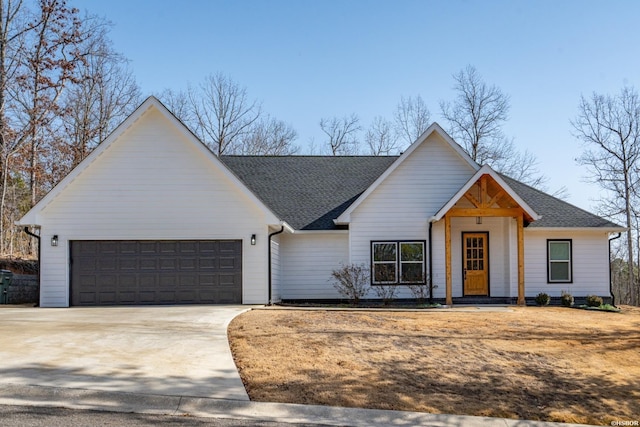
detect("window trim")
(547, 239), (573, 283)
(371, 240), (426, 285)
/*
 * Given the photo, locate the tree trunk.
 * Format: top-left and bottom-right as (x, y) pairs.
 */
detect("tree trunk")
(625, 172), (635, 305)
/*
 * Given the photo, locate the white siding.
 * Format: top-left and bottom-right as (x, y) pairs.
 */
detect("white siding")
(270, 234), (281, 302)
(280, 232), (349, 299)
(524, 230), (611, 297)
(349, 132), (476, 299)
(36, 107), (270, 307)
(433, 224), (612, 299)
(430, 217), (515, 298)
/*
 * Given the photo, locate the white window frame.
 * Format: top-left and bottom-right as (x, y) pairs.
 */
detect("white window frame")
(547, 239), (572, 283)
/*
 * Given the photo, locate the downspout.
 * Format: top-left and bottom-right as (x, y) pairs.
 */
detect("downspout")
(428, 221), (434, 303)
(23, 227), (41, 307)
(609, 232), (622, 307)
(268, 225), (285, 305)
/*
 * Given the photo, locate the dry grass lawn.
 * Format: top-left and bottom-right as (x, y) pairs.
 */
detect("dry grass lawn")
(228, 306), (640, 425)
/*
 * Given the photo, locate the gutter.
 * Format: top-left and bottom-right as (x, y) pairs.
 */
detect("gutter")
(23, 227), (41, 307)
(608, 232), (622, 307)
(268, 225), (285, 305)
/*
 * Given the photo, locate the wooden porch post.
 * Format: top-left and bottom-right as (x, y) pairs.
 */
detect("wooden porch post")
(516, 214), (525, 305)
(445, 214), (452, 305)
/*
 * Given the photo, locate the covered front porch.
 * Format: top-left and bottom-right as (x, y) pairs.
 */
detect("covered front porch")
(431, 166), (539, 306)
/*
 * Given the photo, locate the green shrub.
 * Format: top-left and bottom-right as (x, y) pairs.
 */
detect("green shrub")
(560, 291), (574, 307)
(535, 292), (550, 306)
(585, 295), (604, 307)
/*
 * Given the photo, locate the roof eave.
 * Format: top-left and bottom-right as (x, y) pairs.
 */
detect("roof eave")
(525, 226), (627, 233)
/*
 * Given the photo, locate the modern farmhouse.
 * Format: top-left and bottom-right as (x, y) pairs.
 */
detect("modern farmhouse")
(18, 97), (624, 307)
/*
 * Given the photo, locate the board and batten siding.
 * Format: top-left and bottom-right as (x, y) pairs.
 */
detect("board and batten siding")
(348, 132), (476, 299)
(36, 107), (270, 307)
(523, 230), (611, 297)
(280, 232), (348, 299)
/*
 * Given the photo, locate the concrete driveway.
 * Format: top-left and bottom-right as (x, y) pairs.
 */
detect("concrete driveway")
(0, 305), (251, 400)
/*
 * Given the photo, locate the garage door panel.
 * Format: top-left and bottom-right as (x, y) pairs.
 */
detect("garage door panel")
(159, 242), (178, 253)
(98, 291), (116, 304)
(98, 258), (117, 271)
(118, 291), (136, 303)
(120, 242), (137, 254)
(139, 291), (156, 303)
(70, 240), (242, 306)
(79, 292), (96, 304)
(179, 258), (197, 270)
(159, 258), (178, 270)
(220, 256), (239, 270)
(119, 259), (137, 270)
(139, 242), (158, 253)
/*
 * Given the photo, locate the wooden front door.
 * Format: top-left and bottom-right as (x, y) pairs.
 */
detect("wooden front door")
(463, 232), (489, 296)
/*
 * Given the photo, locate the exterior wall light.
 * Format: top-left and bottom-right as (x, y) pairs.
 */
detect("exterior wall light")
(51, 235), (59, 246)
(251, 234), (256, 245)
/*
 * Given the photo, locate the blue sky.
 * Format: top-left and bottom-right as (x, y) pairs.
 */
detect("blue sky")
(80, 0), (640, 212)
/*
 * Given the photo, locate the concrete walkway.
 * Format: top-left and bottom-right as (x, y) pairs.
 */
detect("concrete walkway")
(0, 305), (592, 427)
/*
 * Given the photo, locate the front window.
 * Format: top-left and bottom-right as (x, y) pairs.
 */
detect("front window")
(548, 240), (572, 283)
(372, 241), (425, 285)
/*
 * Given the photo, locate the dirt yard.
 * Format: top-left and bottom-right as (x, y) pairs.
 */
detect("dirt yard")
(228, 306), (640, 425)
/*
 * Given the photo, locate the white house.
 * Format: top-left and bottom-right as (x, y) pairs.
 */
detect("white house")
(18, 97), (624, 307)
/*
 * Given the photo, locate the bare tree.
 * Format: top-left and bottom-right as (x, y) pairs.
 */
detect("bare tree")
(440, 65), (509, 161)
(13, 0), (85, 206)
(60, 15), (141, 169)
(189, 72), (261, 156)
(320, 114), (361, 155)
(572, 86), (640, 305)
(489, 139), (546, 189)
(365, 116), (398, 156)
(394, 95), (430, 146)
(239, 116), (298, 155)
(440, 65), (545, 187)
(157, 88), (192, 128)
(0, 0), (30, 254)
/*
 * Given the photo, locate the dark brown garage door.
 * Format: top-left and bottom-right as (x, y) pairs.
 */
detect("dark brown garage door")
(70, 240), (242, 306)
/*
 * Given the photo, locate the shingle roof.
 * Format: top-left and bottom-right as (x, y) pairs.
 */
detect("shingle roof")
(220, 156), (398, 230)
(500, 175), (621, 228)
(220, 155), (621, 231)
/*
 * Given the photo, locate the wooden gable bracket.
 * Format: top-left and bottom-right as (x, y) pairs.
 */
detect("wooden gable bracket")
(443, 174), (528, 307)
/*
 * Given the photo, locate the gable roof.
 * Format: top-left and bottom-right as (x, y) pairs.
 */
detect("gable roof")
(18, 96), (622, 233)
(432, 165), (541, 222)
(221, 156), (622, 232)
(19, 96), (281, 226)
(500, 175), (623, 230)
(335, 122), (479, 224)
(220, 156), (397, 230)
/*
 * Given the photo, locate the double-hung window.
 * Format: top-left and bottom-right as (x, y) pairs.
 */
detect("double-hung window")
(371, 241), (425, 285)
(547, 240), (572, 283)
